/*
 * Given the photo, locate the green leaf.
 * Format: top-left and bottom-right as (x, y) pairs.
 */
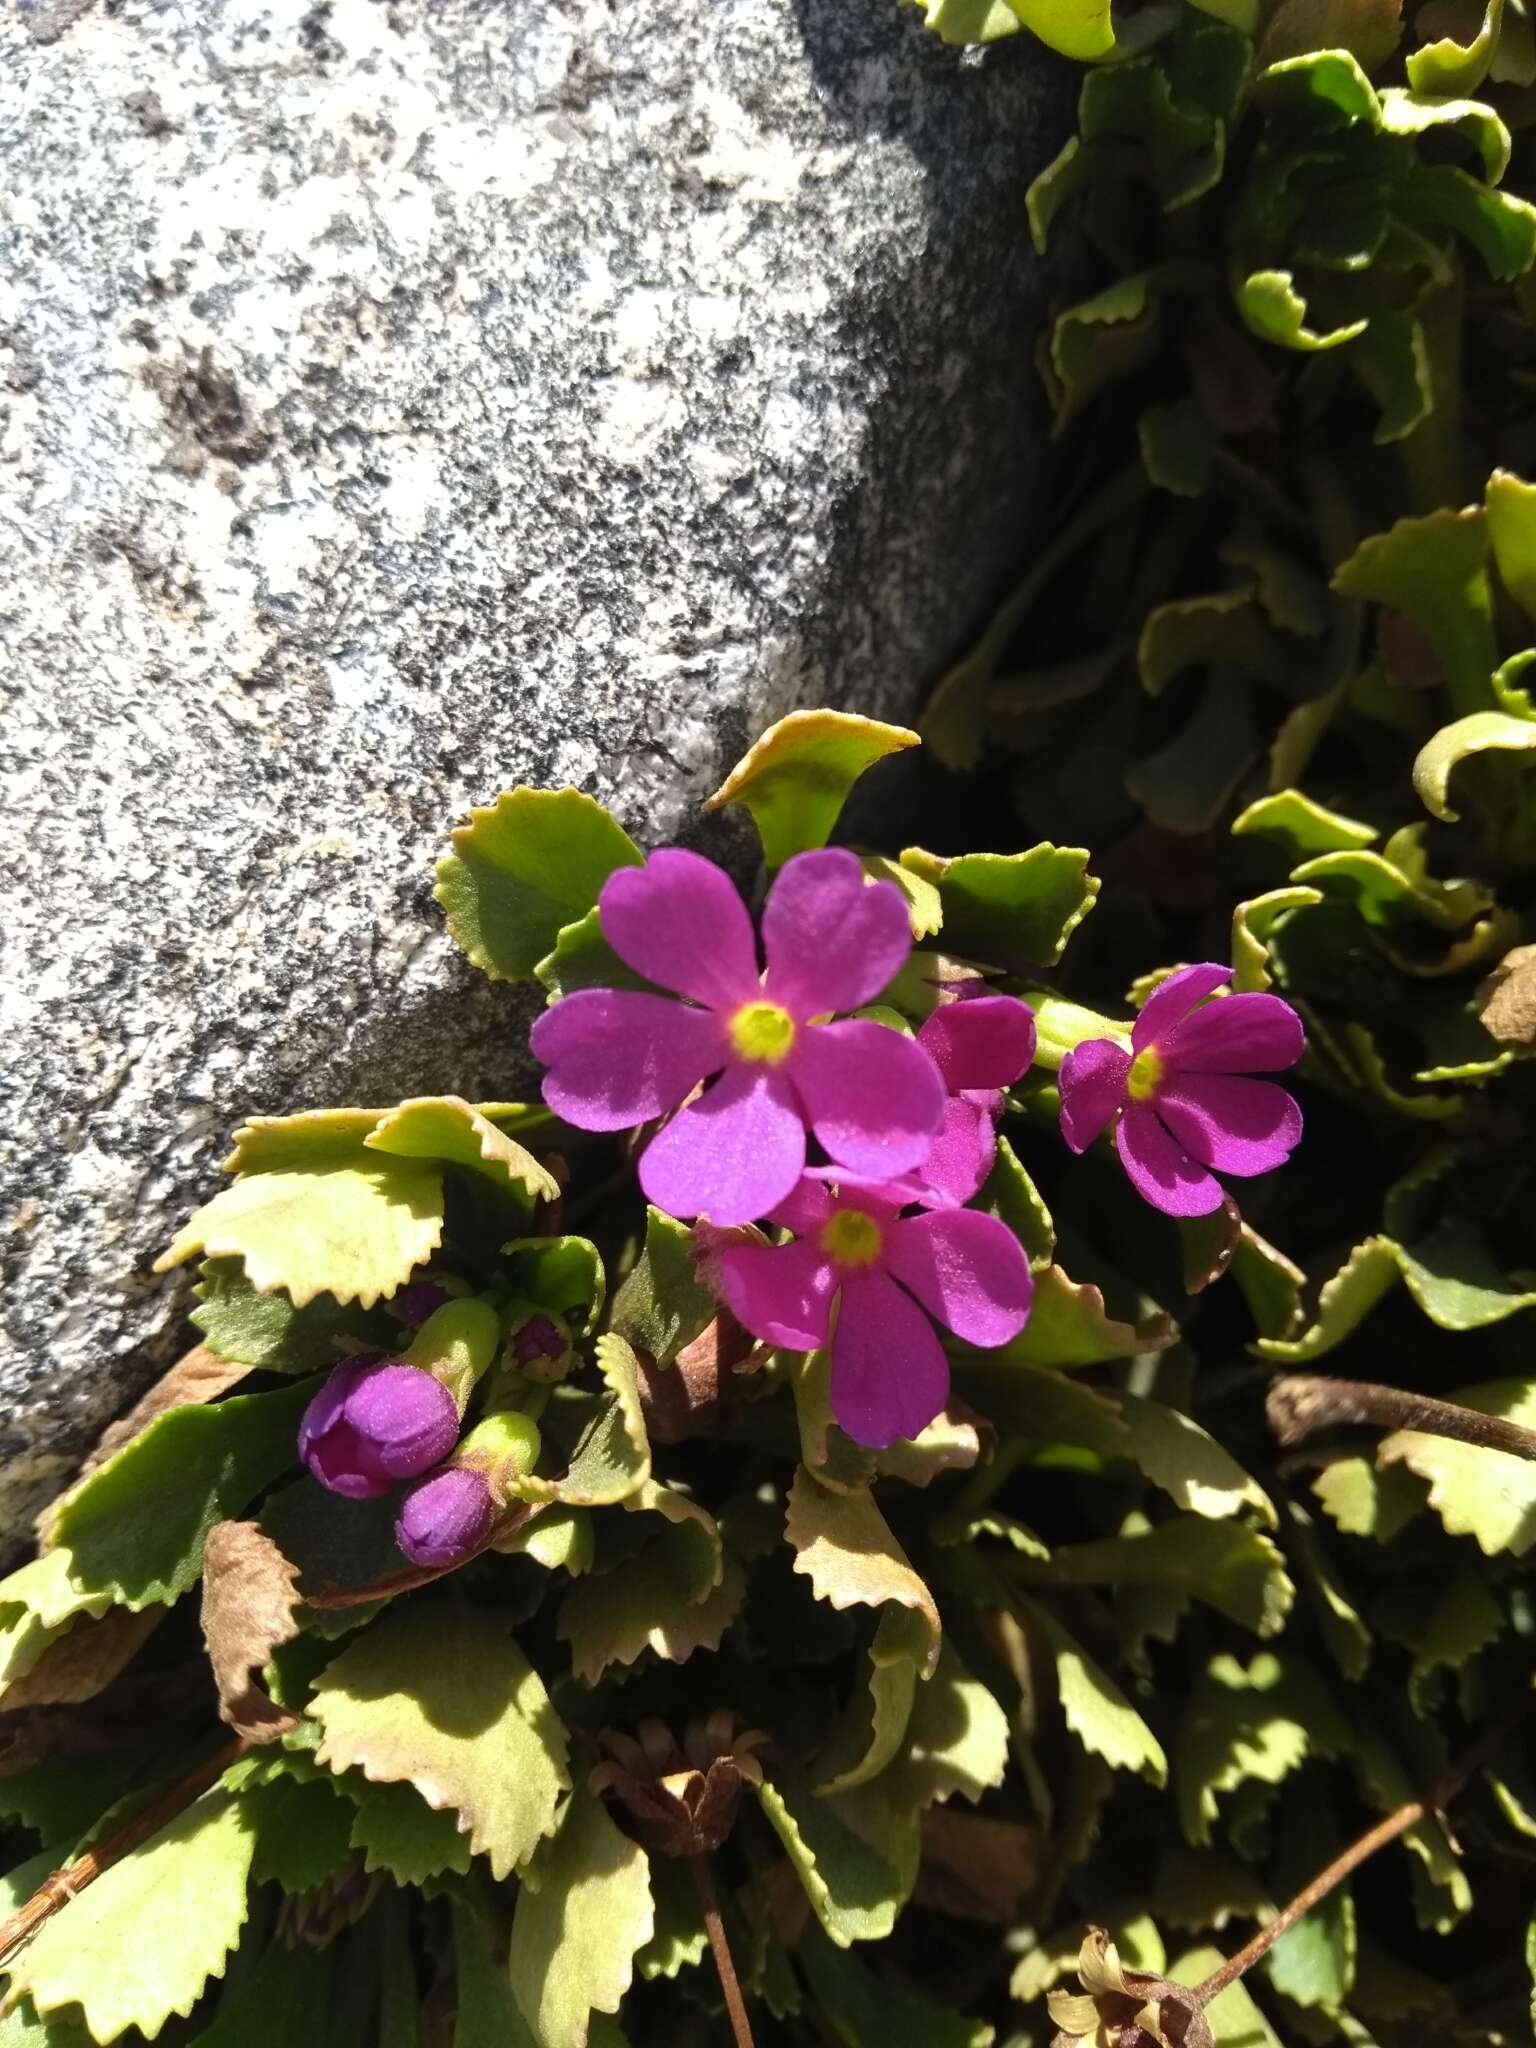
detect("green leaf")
(784, 1467), (940, 1677)
(1257, 43), (1381, 118)
(898, 844), (1098, 971)
(1406, 1569), (1504, 1710)
(311, 1596), (569, 1879)
(0, 1551), (113, 1681)
(51, 1382), (311, 1610)
(1285, 1502), (1371, 1682)
(1016, 1518), (1294, 1636)
(240, 1771), (356, 1893)
(1253, 1238), (1400, 1363)
(365, 1098), (559, 1208)
(158, 1160), (443, 1311)
(1125, 675), (1259, 834)
(1312, 1456), (1428, 1542)
(350, 1775), (474, 1882)
(188, 1938), (332, 2048)
(797, 1926), (995, 2048)
(1231, 791), (1377, 859)
(1332, 506), (1496, 713)
(607, 1211), (715, 1367)
(1405, 0), (1503, 92)
(1232, 886), (1323, 993)
(1264, 1811), (1356, 2009)
(557, 1481), (740, 1684)
(754, 1765), (903, 1947)
(981, 1138), (1056, 1268)
(8, 1792), (255, 2043)
(1138, 590), (1284, 697)
(814, 1605), (931, 1796)
(1169, 1946), (1284, 2047)
(1412, 709), (1536, 822)
(524, 1335), (651, 1507)
(451, 1896), (538, 2048)
(1114, 1393), (1277, 1527)
(1257, 0), (1403, 71)
(861, 854), (943, 941)
(435, 788), (642, 983)
(191, 1258), (389, 1371)
(1485, 467), (1536, 615)
(535, 904), (662, 1001)
(1042, 273), (1168, 425)
(1176, 1650), (1347, 1845)
(508, 1783), (653, 2048)
(1020, 1596), (1168, 1784)
(987, 1263), (1175, 1367)
(703, 709), (918, 870)
(1378, 1379), (1536, 1554)
(635, 1860), (708, 1981)
(905, 0), (1027, 43)
(1004, 0), (1114, 59)
(1238, 268), (1368, 351)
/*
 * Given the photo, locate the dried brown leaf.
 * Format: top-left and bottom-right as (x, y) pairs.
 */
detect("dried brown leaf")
(0, 1607), (162, 1710)
(1478, 942), (1536, 1045)
(200, 1519), (302, 1743)
(915, 1808), (1042, 1922)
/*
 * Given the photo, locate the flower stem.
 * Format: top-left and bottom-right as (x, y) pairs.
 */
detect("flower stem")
(0, 1734), (247, 1968)
(1193, 1698), (1530, 2008)
(688, 1852), (755, 2048)
(1267, 1373), (1536, 1463)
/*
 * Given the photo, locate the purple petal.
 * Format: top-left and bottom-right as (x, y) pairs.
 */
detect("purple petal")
(761, 848), (913, 1017)
(830, 1272), (950, 1449)
(393, 1281), (450, 1327)
(1058, 1039), (1131, 1154)
(768, 1175), (837, 1235)
(718, 1240), (837, 1349)
(1115, 1101), (1224, 1217)
(305, 1420), (396, 1499)
(1159, 991), (1305, 1074)
(298, 1364), (359, 1462)
(599, 848), (760, 1012)
(914, 1095), (997, 1207)
(789, 1019), (946, 1180)
(884, 1209), (1033, 1347)
(639, 1061), (805, 1226)
(918, 995), (1036, 1091)
(1131, 963), (1233, 1051)
(343, 1364), (461, 1477)
(531, 989), (725, 1133)
(1153, 1074), (1302, 1178)
(395, 1467), (494, 1568)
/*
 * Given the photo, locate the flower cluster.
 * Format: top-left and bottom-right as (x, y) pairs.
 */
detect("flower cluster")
(534, 847), (1305, 1447)
(297, 1297), (541, 1568)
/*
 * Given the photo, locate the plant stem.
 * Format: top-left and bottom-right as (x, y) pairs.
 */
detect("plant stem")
(688, 1852), (755, 2048)
(1266, 1374), (1536, 1464)
(1194, 1699), (1529, 2008)
(0, 1734), (247, 1968)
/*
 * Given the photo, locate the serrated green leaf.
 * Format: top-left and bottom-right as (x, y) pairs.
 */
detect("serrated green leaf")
(1285, 1501), (1371, 1681)
(1020, 1596), (1167, 1785)
(50, 1383), (310, 1610)
(0, 1551), (114, 1681)
(1116, 1393), (1277, 1527)
(1004, 0), (1114, 60)
(1126, 674), (1259, 833)
(1016, 1518), (1294, 1635)
(188, 1940), (332, 2048)
(1169, 1946), (1284, 2046)
(905, 0), (1027, 43)
(607, 1210), (715, 1368)
(450, 1897), (538, 2048)
(1405, 0), (1503, 92)
(814, 1605), (931, 1796)
(1232, 791), (1377, 859)
(8, 1792), (254, 2044)
(989, 1264), (1176, 1369)
(899, 844), (1098, 971)
(350, 1775), (474, 1882)
(784, 1467), (940, 1677)
(1238, 268), (1368, 350)
(635, 1859), (708, 1981)
(1378, 1379), (1536, 1554)
(1043, 273), (1167, 424)
(557, 1480), (737, 1684)
(1406, 1569), (1504, 1710)
(1257, 0), (1403, 71)
(365, 1099), (559, 1208)
(1412, 708), (1536, 821)
(240, 1771), (355, 1894)
(1332, 506), (1496, 713)
(754, 1765), (903, 1947)
(524, 1335), (651, 1508)
(1176, 1650), (1348, 1845)
(1311, 1456), (1428, 1541)
(311, 1596), (569, 1879)
(1232, 886), (1322, 993)
(1486, 466), (1536, 615)
(534, 907), (662, 1002)
(1253, 1239), (1400, 1362)
(158, 1161), (444, 1311)
(191, 1258), (389, 1371)
(436, 788), (642, 983)
(508, 1783), (653, 2048)
(703, 709), (918, 870)
(981, 1138), (1055, 1268)
(1264, 1796), (1357, 2008)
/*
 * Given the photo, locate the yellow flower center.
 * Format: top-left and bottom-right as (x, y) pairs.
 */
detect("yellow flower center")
(819, 1207), (884, 1268)
(728, 999), (796, 1065)
(1126, 1047), (1164, 1101)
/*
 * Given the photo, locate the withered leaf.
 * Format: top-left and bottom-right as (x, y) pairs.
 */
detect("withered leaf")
(915, 1808), (1041, 1923)
(1478, 943), (1536, 1045)
(200, 1519), (302, 1742)
(0, 1607), (162, 1710)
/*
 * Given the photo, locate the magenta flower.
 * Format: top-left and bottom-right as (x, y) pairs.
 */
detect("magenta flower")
(530, 847), (947, 1227)
(717, 1173), (1033, 1449)
(1058, 963), (1304, 1219)
(299, 1360), (460, 1500)
(913, 994), (1036, 1206)
(395, 1466), (494, 1568)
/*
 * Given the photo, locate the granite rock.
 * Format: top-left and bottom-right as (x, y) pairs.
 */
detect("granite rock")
(0, 0), (1066, 1540)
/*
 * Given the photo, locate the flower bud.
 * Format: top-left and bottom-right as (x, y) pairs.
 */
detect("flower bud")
(298, 1359), (459, 1500)
(391, 1280), (452, 1327)
(392, 1409), (544, 1569)
(511, 1310), (573, 1383)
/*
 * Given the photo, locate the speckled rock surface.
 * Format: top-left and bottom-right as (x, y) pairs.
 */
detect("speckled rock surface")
(0, 0), (1066, 1541)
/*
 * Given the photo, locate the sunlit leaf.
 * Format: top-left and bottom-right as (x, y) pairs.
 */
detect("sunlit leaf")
(704, 709), (918, 870)
(509, 1784), (653, 2048)
(1019, 1596), (1168, 1784)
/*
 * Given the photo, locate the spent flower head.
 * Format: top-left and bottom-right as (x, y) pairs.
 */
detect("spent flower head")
(1047, 1930), (1212, 2048)
(530, 846), (947, 1227)
(1058, 963), (1303, 1218)
(717, 1169), (1032, 1447)
(590, 1711), (768, 1857)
